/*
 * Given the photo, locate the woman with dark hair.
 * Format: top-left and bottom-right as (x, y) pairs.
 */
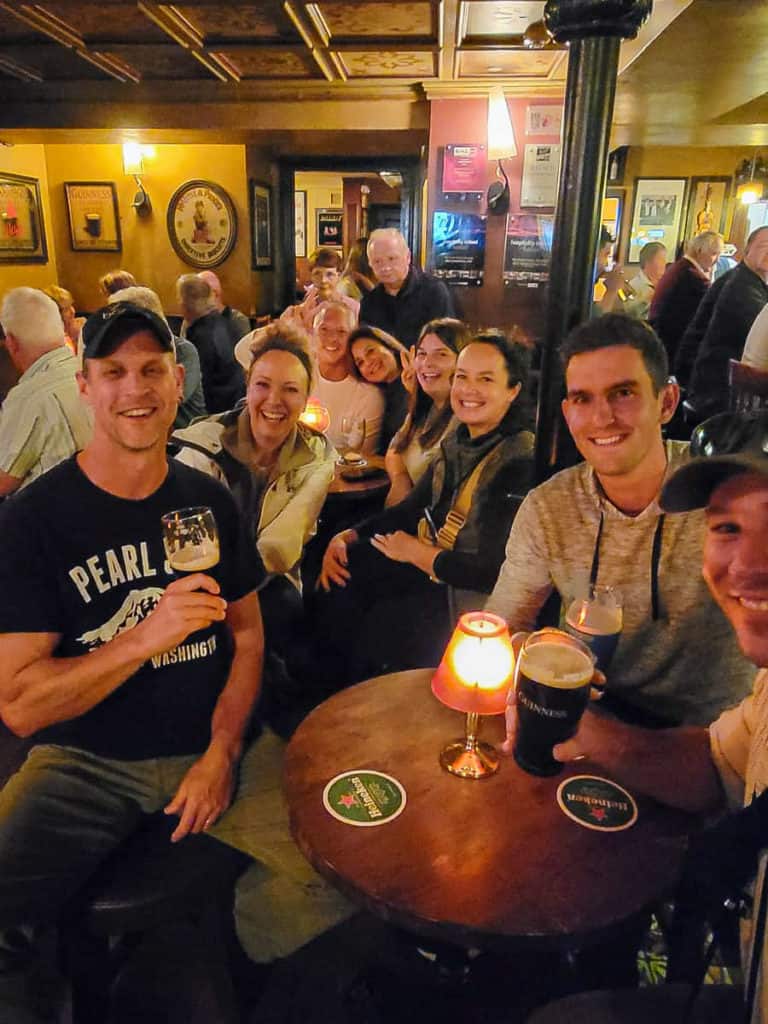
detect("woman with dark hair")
(314, 330), (534, 685)
(172, 322), (336, 653)
(385, 317), (470, 505)
(347, 324), (412, 451)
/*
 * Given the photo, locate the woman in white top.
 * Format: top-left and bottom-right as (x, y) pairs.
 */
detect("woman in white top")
(384, 318), (470, 505)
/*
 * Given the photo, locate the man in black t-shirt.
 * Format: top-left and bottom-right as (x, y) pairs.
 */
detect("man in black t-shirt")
(0, 303), (351, 1020)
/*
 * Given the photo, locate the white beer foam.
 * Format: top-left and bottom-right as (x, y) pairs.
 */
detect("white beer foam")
(519, 642), (593, 689)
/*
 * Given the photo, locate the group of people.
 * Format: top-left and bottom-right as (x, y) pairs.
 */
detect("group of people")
(1, 219), (768, 1021)
(595, 223), (768, 425)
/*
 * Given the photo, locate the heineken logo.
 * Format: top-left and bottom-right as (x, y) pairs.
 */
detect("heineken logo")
(556, 775), (638, 832)
(323, 770), (406, 827)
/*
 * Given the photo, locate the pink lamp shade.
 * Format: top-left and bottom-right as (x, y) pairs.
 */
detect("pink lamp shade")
(299, 397), (331, 433)
(432, 611), (514, 716)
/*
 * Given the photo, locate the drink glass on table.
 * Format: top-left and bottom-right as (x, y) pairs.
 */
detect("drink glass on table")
(339, 415), (366, 463)
(564, 584), (622, 674)
(161, 506), (220, 574)
(512, 628), (595, 777)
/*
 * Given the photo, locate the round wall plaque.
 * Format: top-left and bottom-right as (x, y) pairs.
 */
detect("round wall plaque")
(167, 179), (237, 269)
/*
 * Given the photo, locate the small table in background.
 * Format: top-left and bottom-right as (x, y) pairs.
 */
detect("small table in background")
(284, 669), (695, 954)
(326, 454), (390, 502)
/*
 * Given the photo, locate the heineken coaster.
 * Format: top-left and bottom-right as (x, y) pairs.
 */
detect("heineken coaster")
(556, 775), (638, 832)
(323, 770), (406, 827)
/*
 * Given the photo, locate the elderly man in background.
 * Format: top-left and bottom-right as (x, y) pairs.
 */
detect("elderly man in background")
(108, 285), (206, 429)
(177, 273), (245, 414)
(360, 228), (454, 348)
(626, 241), (667, 320)
(197, 270), (251, 346)
(687, 225), (768, 418)
(0, 287), (91, 496)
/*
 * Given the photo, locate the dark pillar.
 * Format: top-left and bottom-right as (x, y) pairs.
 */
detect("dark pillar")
(534, 0), (652, 483)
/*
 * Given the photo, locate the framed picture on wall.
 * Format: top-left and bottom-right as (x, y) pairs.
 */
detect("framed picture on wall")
(603, 189), (624, 246)
(683, 177), (731, 240)
(64, 181), (121, 252)
(0, 171), (48, 263)
(628, 178), (687, 263)
(317, 208), (343, 248)
(294, 190), (307, 258)
(250, 181), (273, 269)
(167, 179), (238, 269)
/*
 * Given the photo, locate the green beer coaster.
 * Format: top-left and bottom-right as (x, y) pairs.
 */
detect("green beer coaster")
(323, 770), (407, 827)
(556, 775), (638, 832)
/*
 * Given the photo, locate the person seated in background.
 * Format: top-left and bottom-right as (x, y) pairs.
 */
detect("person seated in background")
(43, 284), (85, 353)
(98, 268), (137, 298)
(625, 241), (667, 320)
(592, 227), (633, 316)
(0, 287), (92, 497)
(197, 270), (251, 346)
(338, 237), (375, 301)
(649, 229), (724, 368)
(348, 324), (412, 452)
(314, 330), (533, 687)
(384, 317), (469, 506)
(177, 273), (245, 414)
(673, 262), (735, 388)
(281, 247), (359, 334)
(172, 321), (336, 660)
(486, 314), (753, 728)
(310, 302), (384, 455)
(527, 412), (768, 1024)
(360, 228), (454, 348)
(687, 225), (768, 419)
(107, 285), (206, 429)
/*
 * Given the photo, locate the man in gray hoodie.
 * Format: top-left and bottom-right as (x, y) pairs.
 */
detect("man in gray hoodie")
(486, 314), (752, 726)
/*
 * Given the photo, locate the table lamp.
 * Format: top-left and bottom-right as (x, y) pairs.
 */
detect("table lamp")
(299, 397), (331, 433)
(431, 611), (515, 779)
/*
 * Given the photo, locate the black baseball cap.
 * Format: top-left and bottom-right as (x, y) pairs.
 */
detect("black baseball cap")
(661, 411), (768, 512)
(82, 301), (174, 359)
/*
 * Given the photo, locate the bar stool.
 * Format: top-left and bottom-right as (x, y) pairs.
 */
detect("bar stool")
(59, 813), (250, 1024)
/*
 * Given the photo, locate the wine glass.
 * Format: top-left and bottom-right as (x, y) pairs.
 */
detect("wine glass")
(161, 506), (220, 574)
(340, 416), (366, 461)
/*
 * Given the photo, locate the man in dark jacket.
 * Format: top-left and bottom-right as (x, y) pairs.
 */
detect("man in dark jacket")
(687, 226), (768, 417)
(360, 229), (455, 347)
(177, 274), (245, 414)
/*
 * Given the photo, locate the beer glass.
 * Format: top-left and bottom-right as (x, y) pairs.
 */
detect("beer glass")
(339, 416), (366, 462)
(565, 584), (622, 673)
(161, 506), (220, 573)
(512, 628), (595, 777)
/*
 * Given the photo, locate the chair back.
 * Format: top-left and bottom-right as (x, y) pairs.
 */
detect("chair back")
(728, 359), (768, 412)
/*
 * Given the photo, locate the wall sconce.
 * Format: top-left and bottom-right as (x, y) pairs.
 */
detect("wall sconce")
(486, 86), (517, 215)
(122, 142), (152, 217)
(735, 152), (767, 206)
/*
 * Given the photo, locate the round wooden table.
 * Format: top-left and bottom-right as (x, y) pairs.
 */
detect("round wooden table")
(284, 669), (695, 953)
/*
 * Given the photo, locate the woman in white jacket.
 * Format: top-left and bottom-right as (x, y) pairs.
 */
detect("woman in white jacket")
(173, 322), (336, 659)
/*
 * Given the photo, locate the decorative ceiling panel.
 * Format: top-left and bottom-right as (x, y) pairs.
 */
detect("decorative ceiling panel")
(0, 43), (109, 78)
(458, 49), (559, 78)
(101, 44), (203, 78)
(36, 3), (168, 42)
(317, 2), (435, 39)
(174, 4), (298, 41)
(461, 1), (546, 41)
(338, 49), (436, 77)
(0, 7), (40, 41)
(218, 48), (318, 78)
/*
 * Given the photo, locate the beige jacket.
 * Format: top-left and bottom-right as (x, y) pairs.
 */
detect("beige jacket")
(173, 410), (336, 590)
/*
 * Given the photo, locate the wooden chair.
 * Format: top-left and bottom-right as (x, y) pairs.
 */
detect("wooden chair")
(729, 358), (768, 412)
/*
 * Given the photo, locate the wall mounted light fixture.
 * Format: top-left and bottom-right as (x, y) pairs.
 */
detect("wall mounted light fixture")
(122, 142), (152, 216)
(735, 152), (767, 206)
(486, 86), (517, 215)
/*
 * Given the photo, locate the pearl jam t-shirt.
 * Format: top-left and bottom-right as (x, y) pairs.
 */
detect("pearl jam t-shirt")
(0, 456), (264, 759)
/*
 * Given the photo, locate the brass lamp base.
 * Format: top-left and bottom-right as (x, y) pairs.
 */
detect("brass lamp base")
(439, 738), (500, 779)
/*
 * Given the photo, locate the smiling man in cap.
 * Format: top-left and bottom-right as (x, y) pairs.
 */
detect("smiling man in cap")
(0, 302), (350, 1020)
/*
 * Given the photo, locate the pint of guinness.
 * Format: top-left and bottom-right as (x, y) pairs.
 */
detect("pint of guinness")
(565, 584), (622, 673)
(513, 628), (595, 777)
